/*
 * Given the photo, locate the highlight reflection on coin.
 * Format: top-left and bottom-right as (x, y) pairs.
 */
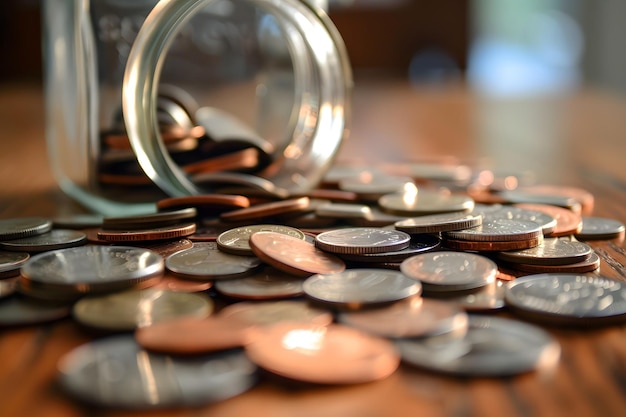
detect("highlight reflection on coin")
(303, 268), (422, 309)
(214, 266), (305, 300)
(244, 322), (400, 384)
(249, 231), (346, 277)
(505, 273), (626, 325)
(73, 288), (213, 331)
(315, 227), (411, 255)
(58, 335), (257, 408)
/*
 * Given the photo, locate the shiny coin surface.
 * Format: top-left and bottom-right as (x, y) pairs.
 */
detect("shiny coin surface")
(244, 322), (400, 384)
(21, 246), (163, 294)
(0, 229), (87, 252)
(135, 315), (251, 354)
(102, 208), (197, 230)
(505, 273), (626, 325)
(0, 294), (71, 326)
(400, 251), (497, 293)
(58, 336), (257, 409)
(249, 231), (346, 277)
(315, 227), (411, 255)
(378, 190), (474, 216)
(214, 266), (305, 300)
(472, 205), (557, 235)
(73, 288), (213, 331)
(444, 219), (543, 242)
(503, 252), (600, 274)
(575, 216), (626, 240)
(338, 296), (468, 338)
(0, 250), (29, 272)
(396, 315), (560, 376)
(97, 223), (197, 242)
(497, 237), (593, 266)
(165, 242), (262, 280)
(219, 300), (333, 328)
(303, 268), (422, 309)
(338, 234), (441, 263)
(217, 224), (305, 256)
(0, 217), (52, 240)
(394, 212), (482, 234)
(220, 197), (310, 222)
(514, 203), (582, 237)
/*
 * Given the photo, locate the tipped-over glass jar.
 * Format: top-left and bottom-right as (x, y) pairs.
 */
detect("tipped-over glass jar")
(43, 0), (352, 215)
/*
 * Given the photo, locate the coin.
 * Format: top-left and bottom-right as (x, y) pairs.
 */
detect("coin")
(503, 252), (600, 274)
(220, 197), (310, 222)
(156, 194), (250, 216)
(442, 236), (543, 251)
(216, 224), (306, 256)
(20, 246), (163, 296)
(444, 279), (507, 311)
(151, 274), (213, 293)
(0, 250), (29, 272)
(97, 223), (197, 242)
(504, 185), (594, 216)
(129, 238), (194, 258)
(444, 219), (543, 242)
(505, 273), (626, 325)
(0, 217), (52, 240)
(165, 242), (262, 280)
(400, 251), (497, 293)
(218, 300), (333, 328)
(244, 322), (400, 384)
(0, 294), (71, 326)
(337, 296), (468, 338)
(314, 227), (411, 255)
(337, 234), (441, 263)
(102, 207), (197, 230)
(497, 237), (593, 266)
(249, 231), (346, 277)
(214, 266), (305, 300)
(575, 216), (626, 240)
(303, 268), (422, 309)
(394, 212), (483, 234)
(135, 315), (252, 354)
(315, 202), (373, 220)
(514, 203), (582, 237)
(378, 189), (474, 216)
(396, 315), (560, 376)
(472, 205), (557, 235)
(58, 335), (257, 408)
(73, 288), (213, 331)
(338, 174), (415, 201)
(52, 214), (104, 229)
(0, 229), (87, 252)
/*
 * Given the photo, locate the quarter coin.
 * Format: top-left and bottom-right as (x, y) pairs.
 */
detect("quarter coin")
(303, 268), (422, 309)
(394, 212), (483, 234)
(396, 315), (560, 376)
(378, 190), (474, 216)
(575, 216), (625, 240)
(58, 335), (257, 408)
(249, 231), (346, 277)
(0, 229), (87, 252)
(505, 273), (626, 325)
(217, 224), (305, 256)
(472, 205), (557, 235)
(497, 237), (593, 266)
(400, 251), (497, 293)
(214, 266), (305, 300)
(97, 223), (197, 242)
(314, 227), (411, 255)
(0, 217), (52, 240)
(165, 242), (262, 280)
(244, 322), (400, 384)
(73, 288), (213, 331)
(444, 219), (543, 242)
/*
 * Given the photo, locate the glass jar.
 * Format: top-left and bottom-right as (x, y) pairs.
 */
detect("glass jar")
(43, 0), (352, 215)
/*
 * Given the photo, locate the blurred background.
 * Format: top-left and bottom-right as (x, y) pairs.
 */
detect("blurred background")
(1, 0), (626, 97)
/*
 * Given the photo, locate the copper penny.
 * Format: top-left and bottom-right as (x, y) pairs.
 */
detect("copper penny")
(97, 223), (196, 242)
(220, 197), (311, 222)
(514, 203), (582, 237)
(157, 194), (250, 216)
(244, 322), (400, 384)
(249, 231), (346, 277)
(135, 315), (251, 354)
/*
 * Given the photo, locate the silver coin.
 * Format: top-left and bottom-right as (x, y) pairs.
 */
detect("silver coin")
(52, 214), (104, 229)
(444, 279), (507, 312)
(0, 250), (29, 272)
(216, 224), (305, 256)
(338, 296), (468, 338)
(395, 212), (483, 234)
(497, 237), (593, 266)
(73, 288), (213, 331)
(0, 217), (52, 240)
(443, 219), (543, 242)
(214, 266), (305, 300)
(575, 216), (625, 240)
(314, 227), (411, 255)
(0, 294), (70, 326)
(338, 235), (441, 263)
(504, 273), (626, 325)
(219, 300), (333, 327)
(378, 190), (474, 216)
(303, 268), (422, 308)
(0, 229), (87, 252)
(472, 205), (557, 235)
(315, 202), (373, 220)
(21, 246), (163, 292)
(400, 251), (497, 293)
(505, 252), (600, 274)
(345, 207), (407, 227)
(58, 335), (257, 409)
(396, 315), (561, 376)
(166, 242), (262, 280)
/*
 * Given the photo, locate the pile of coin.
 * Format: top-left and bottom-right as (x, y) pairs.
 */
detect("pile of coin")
(1, 163), (625, 409)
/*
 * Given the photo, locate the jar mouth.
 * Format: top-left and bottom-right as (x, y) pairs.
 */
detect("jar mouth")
(123, 0), (352, 198)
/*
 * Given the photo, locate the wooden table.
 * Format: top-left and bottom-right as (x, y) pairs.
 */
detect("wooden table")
(1, 79), (625, 417)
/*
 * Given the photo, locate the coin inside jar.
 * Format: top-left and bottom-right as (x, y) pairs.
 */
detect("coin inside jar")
(244, 322), (400, 385)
